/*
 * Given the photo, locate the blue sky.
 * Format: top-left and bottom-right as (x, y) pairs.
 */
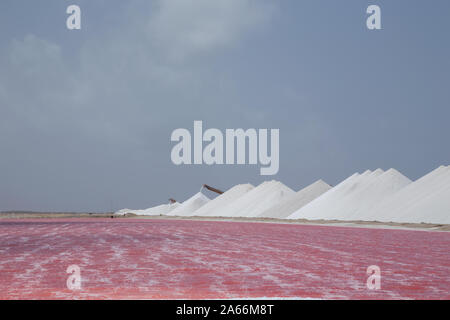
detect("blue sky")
(0, 0), (449, 211)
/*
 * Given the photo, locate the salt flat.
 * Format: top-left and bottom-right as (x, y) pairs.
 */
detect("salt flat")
(0, 218), (448, 299)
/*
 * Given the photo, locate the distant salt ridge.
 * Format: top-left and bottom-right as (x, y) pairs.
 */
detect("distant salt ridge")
(167, 192), (210, 216)
(115, 202), (180, 216)
(191, 183), (254, 217)
(212, 181), (295, 218)
(258, 180), (331, 219)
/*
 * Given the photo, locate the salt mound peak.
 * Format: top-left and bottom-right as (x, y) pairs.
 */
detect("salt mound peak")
(335, 168), (412, 221)
(371, 166), (449, 217)
(302, 179), (331, 191)
(191, 183), (255, 217)
(287, 170), (362, 219)
(212, 180), (295, 218)
(382, 168), (412, 182)
(258, 179), (332, 219)
(393, 176), (450, 224)
(368, 165), (450, 224)
(287, 169), (385, 220)
(168, 192), (210, 216)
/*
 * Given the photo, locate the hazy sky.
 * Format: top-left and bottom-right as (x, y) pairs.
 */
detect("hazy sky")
(1, 0), (449, 212)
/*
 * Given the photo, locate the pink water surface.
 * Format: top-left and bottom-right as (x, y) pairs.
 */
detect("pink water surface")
(0, 218), (448, 299)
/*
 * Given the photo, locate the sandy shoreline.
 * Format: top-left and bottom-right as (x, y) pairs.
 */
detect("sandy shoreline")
(1, 211), (449, 232)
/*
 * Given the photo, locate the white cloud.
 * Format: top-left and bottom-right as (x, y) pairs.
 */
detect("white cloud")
(1, 35), (71, 129)
(148, 0), (275, 61)
(9, 35), (63, 72)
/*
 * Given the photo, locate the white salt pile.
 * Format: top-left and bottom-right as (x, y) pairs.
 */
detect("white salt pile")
(115, 202), (180, 216)
(287, 169), (390, 220)
(286, 171), (364, 220)
(211, 181), (295, 218)
(302, 168), (411, 221)
(368, 165), (450, 224)
(340, 168), (412, 221)
(257, 180), (332, 219)
(167, 192), (210, 216)
(191, 184), (255, 217)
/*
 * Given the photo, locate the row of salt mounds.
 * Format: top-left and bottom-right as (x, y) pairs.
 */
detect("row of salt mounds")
(211, 181), (295, 218)
(288, 169), (388, 220)
(367, 165), (450, 224)
(166, 192), (210, 216)
(115, 202), (180, 216)
(190, 184), (255, 217)
(257, 180), (332, 219)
